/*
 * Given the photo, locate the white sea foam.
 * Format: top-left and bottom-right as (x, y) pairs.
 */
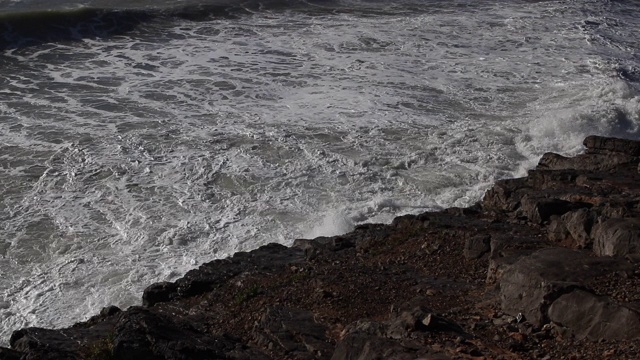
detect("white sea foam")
(1, 0), (640, 345)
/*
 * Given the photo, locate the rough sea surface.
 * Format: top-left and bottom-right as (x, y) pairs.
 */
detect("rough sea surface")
(1, 0), (639, 343)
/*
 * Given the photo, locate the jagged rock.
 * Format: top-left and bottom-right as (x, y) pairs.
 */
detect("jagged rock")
(253, 307), (332, 358)
(547, 215), (570, 243)
(142, 282), (178, 307)
(592, 218), (640, 256)
(463, 235), (491, 259)
(482, 177), (529, 213)
(538, 152), (637, 171)
(561, 208), (594, 248)
(292, 236), (355, 260)
(518, 196), (576, 224)
(99, 305), (122, 317)
(0, 348), (22, 360)
(548, 289), (640, 340)
(112, 307), (269, 360)
(143, 243), (304, 306)
(548, 209), (595, 248)
(526, 169), (580, 189)
(10, 328), (84, 360)
(499, 248), (634, 327)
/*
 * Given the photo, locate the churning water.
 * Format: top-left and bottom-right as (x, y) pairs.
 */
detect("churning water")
(1, 0), (640, 343)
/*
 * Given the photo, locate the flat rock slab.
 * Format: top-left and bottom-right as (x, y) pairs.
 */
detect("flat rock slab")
(548, 289), (640, 340)
(584, 135), (640, 156)
(500, 248), (634, 327)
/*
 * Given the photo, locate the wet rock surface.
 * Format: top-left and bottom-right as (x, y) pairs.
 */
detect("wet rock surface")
(3, 135), (640, 359)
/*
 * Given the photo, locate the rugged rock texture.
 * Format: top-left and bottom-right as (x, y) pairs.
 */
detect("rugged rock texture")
(3, 135), (640, 359)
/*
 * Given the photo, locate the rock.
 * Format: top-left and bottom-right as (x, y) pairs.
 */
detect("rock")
(10, 328), (85, 360)
(584, 135), (640, 156)
(519, 196), (576, 224)
(463, 235), (491, 259)
(143, 243), (304, 306)
(548, 209), (596, 248)
(422, 313), (466, 334)
(292, 236), (355, 260)
(561, 209), (594, 249)
(99, 305), (122, 317)
(547, 215), (570, 243)
(387, 306), (431, 339)
(142, 282), (178, 307)
(253, 307), (332, 357)
(499, 248), (634, 327)
(387, 306), (467, 340)
(548, 289), (640, 340)
(486, 234), (544, 284)
(537, 152), (637, 171)
(482, 178), (529, 213)
(112, 307), (270, 360)
(592, 218), (640, 256)
(340, 320), (387, 338)
(331, 334), (421, 360)
(0, 348), (23, 360)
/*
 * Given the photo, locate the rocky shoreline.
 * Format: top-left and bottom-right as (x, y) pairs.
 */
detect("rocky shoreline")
(3, 135), (640, 359)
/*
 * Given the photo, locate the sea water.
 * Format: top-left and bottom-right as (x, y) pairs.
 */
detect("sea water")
(1, 0), (639, 344)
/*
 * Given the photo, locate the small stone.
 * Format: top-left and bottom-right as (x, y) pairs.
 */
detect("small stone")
(509, 332), (526, 342)
(603, 349), (616, 357)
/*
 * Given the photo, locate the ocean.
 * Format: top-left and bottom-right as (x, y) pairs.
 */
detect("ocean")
(1, 0), (639, 343)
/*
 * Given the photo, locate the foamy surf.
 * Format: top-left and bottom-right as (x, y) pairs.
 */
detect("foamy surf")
(1, 0), (640, 345)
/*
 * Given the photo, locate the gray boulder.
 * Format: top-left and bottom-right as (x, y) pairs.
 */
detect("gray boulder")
(499, 248), (633, 326)
(548, 289), (640, 340)
(592, 218), (640, 256)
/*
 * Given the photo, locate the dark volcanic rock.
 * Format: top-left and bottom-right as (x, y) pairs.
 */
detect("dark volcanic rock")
(10, 328), (81, 360)
(0, 348), (22, 360)
(112, 307), (270, 360)
(143, 243), (305, 306)
(142, 282), (178, 307)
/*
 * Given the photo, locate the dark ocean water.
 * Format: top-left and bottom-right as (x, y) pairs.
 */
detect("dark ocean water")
(1, 0), (640, 344)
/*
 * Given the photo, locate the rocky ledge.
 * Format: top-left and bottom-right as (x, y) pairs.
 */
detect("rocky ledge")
(4, 135), (640, 359)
